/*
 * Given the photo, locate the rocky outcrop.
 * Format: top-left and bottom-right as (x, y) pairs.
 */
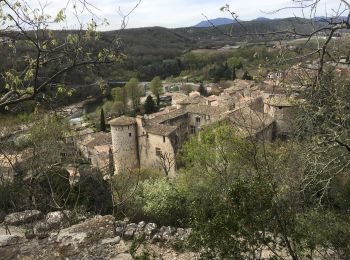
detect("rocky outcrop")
(4, 210), (43, 226)
(0, 212), (196, 259)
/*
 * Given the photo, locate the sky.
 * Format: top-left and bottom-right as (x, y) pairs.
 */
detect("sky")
(25, 0), (344, 30)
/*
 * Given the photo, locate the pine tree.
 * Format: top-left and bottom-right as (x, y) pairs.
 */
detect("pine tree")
(100, 108), (106, 132)
(144, 95), (156, 114)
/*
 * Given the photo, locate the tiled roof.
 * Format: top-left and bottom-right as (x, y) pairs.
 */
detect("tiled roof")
(186, 104), (227, 116)
(109, 116), (136, 126)
(86, 132), (112, 149)
(144, 123), (178, 136)
(227, 107), (274, 136)
(148, 108), (188, 124)
(177, 95), (206, 105)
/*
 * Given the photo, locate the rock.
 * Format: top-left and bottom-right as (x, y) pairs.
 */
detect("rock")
(151, 232), (164, 243)
(45, 210), (72, 229)
(4, 210), (43, 226)
(0, 235), (26, 247)
(162, 226), (176, 241)
(114, 253), (133, 260)
(123, 223), (137, 240)
(115, 226), (125, 236)
(144, 223), (157, 236)
(101, 236), (121, 245)
(115, 220), (127, 228)
(55, 215), (115, 252)
(137, 221), (146, 231)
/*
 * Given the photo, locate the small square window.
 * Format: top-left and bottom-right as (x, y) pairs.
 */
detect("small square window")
(163, 136), (166, 143)
(156, 147), (161, 157)
(129, 133), (132, 137)
(196, 117), (201, 123)
(191, 126), (196, 135)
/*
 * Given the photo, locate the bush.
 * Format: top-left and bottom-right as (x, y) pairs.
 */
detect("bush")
(139, 178), (187, 226)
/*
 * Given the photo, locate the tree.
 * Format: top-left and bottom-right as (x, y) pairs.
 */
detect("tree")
(144, 95), (156, 114)
(111, 87), (128, 113)
(100, 108), (106, 132)
(198, 82), (208, 96)
(125, 78), (142, 114)
(150, 76), (163, 107)
(242, 70), (253, 80)
(0, 0), (122, 110)
(227, 56), (244, 70)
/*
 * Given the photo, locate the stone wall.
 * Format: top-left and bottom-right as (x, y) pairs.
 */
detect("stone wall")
(139, 133), (176, 177)
(111, 124), (139, 174)
(0, 210), (195, 260)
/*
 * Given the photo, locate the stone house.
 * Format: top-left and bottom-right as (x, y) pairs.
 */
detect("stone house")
(109, 85), (298, 177)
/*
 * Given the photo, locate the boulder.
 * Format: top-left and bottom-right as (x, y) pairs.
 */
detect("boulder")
(115, 220), (127, 236)
(151, 232), (164, 243)
(4, 210), (43, 226)
(45, 210), (72, 229)
(55, 215), (116, 252)
(162, 226), (176, 241)
(144, 223), (157, 237)
(101, 236), (121, 245)
(0, 235), (26, 247)
(123, 223), (137, 240)
(137, 221), (146, 231)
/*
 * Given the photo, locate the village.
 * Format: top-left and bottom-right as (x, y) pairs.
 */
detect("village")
(53, 76), (298, 179)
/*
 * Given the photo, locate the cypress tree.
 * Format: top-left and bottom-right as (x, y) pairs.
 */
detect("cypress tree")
(100, 108), (106, 132)
(144, 95), (156, 114)
(198, 82), (208, 96)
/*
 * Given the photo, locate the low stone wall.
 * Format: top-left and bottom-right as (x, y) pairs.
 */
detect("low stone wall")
(0, 210), (195, 259)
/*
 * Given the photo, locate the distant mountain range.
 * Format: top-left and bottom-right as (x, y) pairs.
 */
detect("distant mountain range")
(193, 16), (347, 28)
(194, 17), (274, 27)
(194, 18), (236, 28)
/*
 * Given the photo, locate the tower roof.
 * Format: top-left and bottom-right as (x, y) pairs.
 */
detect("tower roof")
(109, 116), (136, 126)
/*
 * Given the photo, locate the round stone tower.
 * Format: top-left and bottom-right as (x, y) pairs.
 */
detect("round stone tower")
(109, 116), (139, 174)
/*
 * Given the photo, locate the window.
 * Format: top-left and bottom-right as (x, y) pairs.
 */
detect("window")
(163, 136), (166, 143)
(195, 116), (201, 123)
(190, 126), (196, 135)
(155, 147), (161, 157)
(129, 133), (132, 137)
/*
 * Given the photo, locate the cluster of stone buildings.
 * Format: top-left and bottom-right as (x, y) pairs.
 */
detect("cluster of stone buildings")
(108, 79), (297, 177)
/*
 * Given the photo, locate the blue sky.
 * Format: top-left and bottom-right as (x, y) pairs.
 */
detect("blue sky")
(26, 0), (344, 30)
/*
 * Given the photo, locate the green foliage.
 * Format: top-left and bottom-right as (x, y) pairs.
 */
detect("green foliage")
(125, 78), (142, 114)
(227, 56), (244, 70)
(144, 95), (156, 114)
(0, 1), (120, 110)
(139, 178), (186, 226)
(110, 168), (162, 220)
(150, 76), (163, 107)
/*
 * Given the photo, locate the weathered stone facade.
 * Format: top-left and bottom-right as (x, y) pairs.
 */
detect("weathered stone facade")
(109, 83), (298, 176)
